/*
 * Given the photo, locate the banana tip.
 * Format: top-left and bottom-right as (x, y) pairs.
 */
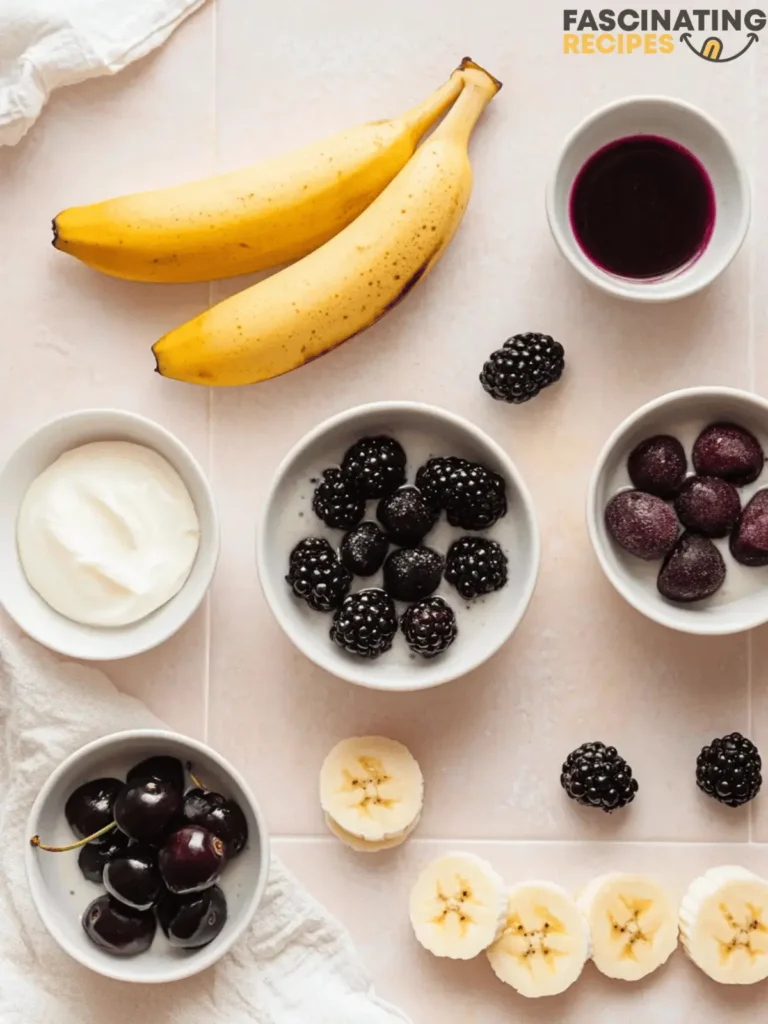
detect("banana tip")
(458, 57), (502, 93)
(51, 216), (59, 249)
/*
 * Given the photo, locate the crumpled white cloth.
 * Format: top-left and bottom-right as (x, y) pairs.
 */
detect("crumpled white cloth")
(0, 0), (208, 145)
(0, 634), (411, 1024)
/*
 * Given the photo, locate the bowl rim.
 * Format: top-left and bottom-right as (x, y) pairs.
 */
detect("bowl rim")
(24, 728), (271, 984)
(587, 385), (768, 635)
(255, 400), (541, 691)
(545, 94), (752, 303)
(0, 407), (220, 661)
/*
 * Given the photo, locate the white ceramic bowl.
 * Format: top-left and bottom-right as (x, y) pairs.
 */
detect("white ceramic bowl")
(588, 387), (768, 635)
(26, 729), (269, 984)
(257, 402), (540, 690)
(546, 96), (750, 302)
(0, 409), (219, 660)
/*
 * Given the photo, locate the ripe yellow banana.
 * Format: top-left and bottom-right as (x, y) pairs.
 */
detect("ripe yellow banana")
(153, 60), (500, 386)
(52, 69), (466, 283)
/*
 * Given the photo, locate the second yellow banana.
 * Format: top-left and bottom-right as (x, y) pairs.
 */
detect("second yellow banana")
(153, 61), (501, 386)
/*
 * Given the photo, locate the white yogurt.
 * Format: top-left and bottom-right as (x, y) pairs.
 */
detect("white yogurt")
(607, 418), (768, 609)
(279, 426), (518, 669)
(17, 441), (200, 627)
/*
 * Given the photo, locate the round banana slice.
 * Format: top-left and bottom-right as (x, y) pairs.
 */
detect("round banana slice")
(487, 882), (589, 998)
(324, 812), (420, 853)
(578, 873), (678, 981)
(680, 866), (768, 985)
(409, 852), (506, 960)
(320, 736), (423, 843)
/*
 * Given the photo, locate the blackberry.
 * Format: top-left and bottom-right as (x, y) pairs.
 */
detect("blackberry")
(312, 468), (365, 530)
(401, 597), (457, 658)
(286, 538), (352, 611)
(415, 457), (465, 508)
(445, 462), (507, 530)
(330, 589), (398, 659)
(341, 435), (407, 499)
(416, 458), (507, 530)
(377, 487), (439, 546)
(340, 522), (389, 577)
(696, 733), (762, 808)
(560, 742), (639, 813)
(444, 536), (508, 599)
(480, 333), (565, 404)
(383, 546), (444, 602)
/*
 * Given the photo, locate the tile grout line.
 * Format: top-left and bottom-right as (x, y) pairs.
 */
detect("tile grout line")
(202, 0), (218, 747)
(270, 835), (764, 847)
(749, 49), (761, 839)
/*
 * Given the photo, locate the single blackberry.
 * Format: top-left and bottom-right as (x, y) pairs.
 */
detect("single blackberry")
(444, 461), (507, 530)
(444, 536), (508, 599)
(480, 333), (565, 404)
(696, 733), (762, 808)
(330, 589), (398, 659)
(341, 436), (407, 499)
(560, 742), (639, 813)
(416, 458), (507, 529)
(383, 546), (444, 602)
(340, 522), (389, 577)
(415, 457), (465, 508)
(286, 538), (352, 611)
(401, 597), (457, 658)
(312, 468), (365, 530)
(377, 487), (439, 546)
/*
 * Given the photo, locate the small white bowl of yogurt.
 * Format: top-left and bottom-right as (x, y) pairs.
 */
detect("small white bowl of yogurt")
(0, 409), (219, 659)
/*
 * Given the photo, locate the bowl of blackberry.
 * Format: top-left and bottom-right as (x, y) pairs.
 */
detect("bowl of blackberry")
(257, 402), (540, 690)
(589, 386), (768, 635)
(26, 730), (269, 983)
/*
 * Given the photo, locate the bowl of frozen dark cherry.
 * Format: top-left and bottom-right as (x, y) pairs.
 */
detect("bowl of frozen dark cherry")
(25, 730), (268, 983)
(588, 387), (768, 635)
(257, 402), (540, 690)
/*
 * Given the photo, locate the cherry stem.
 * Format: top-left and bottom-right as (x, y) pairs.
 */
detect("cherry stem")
(30, 820), (117, 852)
(186, 761), (207, 791)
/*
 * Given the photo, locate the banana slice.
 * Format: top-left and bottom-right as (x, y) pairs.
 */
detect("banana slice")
(486, 882), (589, 998)
(409, 853), (506, 959)
(320, 736), (423, 843)
(324, 812), (420, 853)
(680, 866), (768, 985)
(578, 873), (678, 981)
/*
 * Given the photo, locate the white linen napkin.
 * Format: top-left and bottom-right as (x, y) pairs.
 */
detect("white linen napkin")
(0, 634), (411, 1024)
(0, 0), (208, 146)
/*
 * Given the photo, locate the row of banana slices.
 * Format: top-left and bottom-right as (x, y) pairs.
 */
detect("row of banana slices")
(411, 857), (768, 996)
(318, 736), (768, 996)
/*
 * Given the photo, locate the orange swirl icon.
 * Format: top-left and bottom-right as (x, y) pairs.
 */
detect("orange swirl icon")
(701, 37), (723, 60)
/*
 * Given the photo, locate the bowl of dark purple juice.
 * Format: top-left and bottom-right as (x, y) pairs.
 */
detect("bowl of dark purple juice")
(547, 97), (750, 301)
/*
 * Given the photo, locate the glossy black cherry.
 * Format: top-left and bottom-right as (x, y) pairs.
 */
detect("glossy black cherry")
(157, 886), (228, 948)
(570, 135), (715, 280)
(77, 831), (131, 884)
(104, 845), (162, 910)
(182, 788), (248, 857)
(126, 755), (185, 794)
(65, 778), (123, 846)
(113, 778), (183, 843)
(82, 895), (156, 956)
(159, 826), (226, 894)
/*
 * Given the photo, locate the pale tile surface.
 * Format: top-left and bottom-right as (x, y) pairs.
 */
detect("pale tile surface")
(2, 0), (767, 1018)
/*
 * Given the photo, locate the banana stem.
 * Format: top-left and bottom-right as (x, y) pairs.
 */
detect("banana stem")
(432, 62), (501, 147)
(402, 72), (466, 143)
(30, 820), (117, 852)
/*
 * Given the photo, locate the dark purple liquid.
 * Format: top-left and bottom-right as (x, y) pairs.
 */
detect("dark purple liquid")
(570, 135), (716, 280)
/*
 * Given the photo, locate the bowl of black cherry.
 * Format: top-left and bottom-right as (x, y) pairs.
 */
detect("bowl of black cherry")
(588, 387), (768, 635)
(546, 96), (749, 302)
(25, 730), (268, 983)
